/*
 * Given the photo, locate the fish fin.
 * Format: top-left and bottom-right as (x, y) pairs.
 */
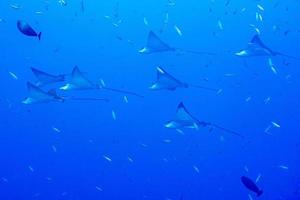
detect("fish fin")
(257, 190), (263, 197)
(38, 32), (42, 40)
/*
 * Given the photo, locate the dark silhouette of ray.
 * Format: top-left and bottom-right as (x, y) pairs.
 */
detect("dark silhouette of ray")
(140, 31), (215, 55)
(165, 102), (244, 138)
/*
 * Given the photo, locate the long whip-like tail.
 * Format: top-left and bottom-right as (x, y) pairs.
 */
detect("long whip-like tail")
(277, 52), (300, 60)
(68, 97), (110, 102)
(101, 86), (144, 98)
(210, 123), (244, 138)
(188, 84), (219, 92)
(176, 48), (216, 56)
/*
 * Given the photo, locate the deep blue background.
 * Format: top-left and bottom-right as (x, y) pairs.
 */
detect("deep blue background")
(0, 0), (300, 199)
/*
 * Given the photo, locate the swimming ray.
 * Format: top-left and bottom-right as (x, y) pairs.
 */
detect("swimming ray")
(149, 67), (187, 90)
(60, 66), (97, 91)
(139, 31), (175, 54)
(139, 31), (215, 55)
(31, 67), (66, 87)
(22, 82), (64, 104)
(165, 102), (244, 138)
(149, 67), (217, 92)
(23, 82), (108, 105)
(60, 66), (143, 97)
(236, 35), (300, 59)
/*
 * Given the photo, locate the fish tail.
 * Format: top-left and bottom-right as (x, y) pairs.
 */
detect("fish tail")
(38, 32), (42, 40)
(257, 190), (263, 197)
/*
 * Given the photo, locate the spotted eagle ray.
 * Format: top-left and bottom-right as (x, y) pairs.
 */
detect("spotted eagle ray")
(149, 67), (217, 92)
(60, 66), (144, 98)
(165, 102), (243, 138)
(235, 34), (299, 60)
(22, 82), (109, 105)
(139, 31), (215, 55)
(31, 67), (66, 87)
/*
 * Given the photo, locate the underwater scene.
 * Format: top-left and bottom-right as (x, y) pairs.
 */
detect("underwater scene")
(0, 0), (300, 199)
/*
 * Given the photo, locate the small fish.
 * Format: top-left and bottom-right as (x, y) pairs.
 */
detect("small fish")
(255, 174), (261, 183)
(52, 127), (61, 133)
(264, 125), (272, 134)
(258, 14), (263, 22)
(216, 89), (223, 95)
(277, 165), (288, 170)
(99, 79), (106, 87)
(254, 27), (261, 35)
(123, 96), (129, 103)
(224, 73), (235, 77)
(264, 97), (271, 104)
(28, 165), (34, 172)
(241, 176), (263, 197)
(111, 110), (116, 120)
(1, 177), (8, 182)
(52, 145), (57, 153)
(217, 20), (223, 30)
(193, 165), (200, 174)
(10, 4), (21, 10)
(268, 58), (277, 74)
(17, 20), (42, 40)
(103, 155), (112, 162)
(58, 0), (67, 6)
(174, 25), (182, 36)
(8, 72), (18, 80)
(271, 121), (280, 128)
(162, 139), (172, 143)
(35, 11), (43, 15)
(95, 186), (103, 191)
(245, 96), (252, 102)
(257, 4), (265, 11)
(176, 129), (184, 134)
(127, 157), (133, 163)
(248, 194), (253, 200)
(244, 165), (249, 172)
(143, 17), (149, 26)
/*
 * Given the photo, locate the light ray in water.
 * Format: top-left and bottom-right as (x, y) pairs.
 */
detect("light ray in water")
(139, 31), (215, 55)
(22, 82), (108, 105)
(31, 67), (66, 87)
(60, 66), (143, 98)
(236, 35), (300, 60)
(149, 67), (218, 92)
(165, 102), (244, 138)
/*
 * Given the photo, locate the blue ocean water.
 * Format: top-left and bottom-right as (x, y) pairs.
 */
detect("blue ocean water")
(0, 0), (300, 199)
